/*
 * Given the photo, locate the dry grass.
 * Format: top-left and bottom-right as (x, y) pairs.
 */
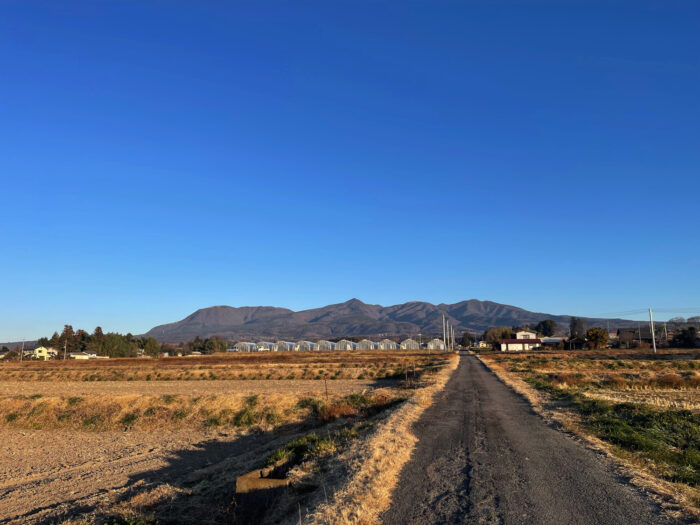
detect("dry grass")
(478, 350), (700, 521)
(305, 353), (459, 524)
(0, 351), (442, 382)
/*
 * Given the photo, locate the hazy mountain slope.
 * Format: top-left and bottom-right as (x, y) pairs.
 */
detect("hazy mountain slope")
(143, 299), (635, 342)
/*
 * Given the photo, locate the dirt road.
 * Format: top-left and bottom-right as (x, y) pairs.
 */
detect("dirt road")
(382, 354), (679, 525)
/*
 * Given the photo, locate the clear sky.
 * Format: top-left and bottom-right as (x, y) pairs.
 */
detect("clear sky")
(1, 1), (699, 340)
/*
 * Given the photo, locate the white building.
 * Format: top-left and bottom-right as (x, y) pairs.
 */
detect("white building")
(378, 339), (398, 350)
(32, 346), (58, 360)
(516, 330), (537, 340)
(427, 338), (446, 351)
(499, 337), (542, 351)
(400, 338), (420, 350)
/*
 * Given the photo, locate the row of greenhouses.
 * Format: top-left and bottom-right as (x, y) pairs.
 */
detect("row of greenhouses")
(227, 338), (446, 353)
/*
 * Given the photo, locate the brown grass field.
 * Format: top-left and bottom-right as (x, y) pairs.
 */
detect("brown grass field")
(478, 348), (700, 519)
(0, 351), (455, 524)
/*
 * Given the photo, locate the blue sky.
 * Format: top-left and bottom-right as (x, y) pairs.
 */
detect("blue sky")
(1, 1), (699, 340)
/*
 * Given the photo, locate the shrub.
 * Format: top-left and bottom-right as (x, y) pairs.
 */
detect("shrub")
(119, 412), (139, 427)
(67, 396), (84, 406)
(657, 374), (685, 389)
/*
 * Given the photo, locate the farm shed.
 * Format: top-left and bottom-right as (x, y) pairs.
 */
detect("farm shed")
(400, 338), (420, 350)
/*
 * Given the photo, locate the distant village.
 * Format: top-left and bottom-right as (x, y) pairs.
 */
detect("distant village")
(2, 316), (698, 361)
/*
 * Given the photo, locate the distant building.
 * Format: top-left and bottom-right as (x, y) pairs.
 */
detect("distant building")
(316, 340), (336, 351)
(335, 339), (357, 351)
(274, 341), (295, 352)
(233, 342), (256, 352)
(499, 338), (542, 351)
(475, 341), (490, 349)
(294, 341), (316, 351)
(32, 346), (58, 361)
(256, 342), (274, 352)
(400, 338), (420, 350)
(378, 339), (398, 350)
(515, 330), (537, 340)
(427, 338), (445, 351)
(357, 339), (377, 350)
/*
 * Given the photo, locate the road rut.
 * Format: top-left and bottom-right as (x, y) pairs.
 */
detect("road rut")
(382, 354), (679, 525)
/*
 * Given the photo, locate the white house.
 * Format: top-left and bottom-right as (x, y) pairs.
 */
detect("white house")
(499, 337), (542, 352)
(516, 330), (537, 340)
(32, 346), (58, 360)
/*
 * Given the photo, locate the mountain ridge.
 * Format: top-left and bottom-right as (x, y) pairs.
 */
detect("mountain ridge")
(143, 299), (638, 342)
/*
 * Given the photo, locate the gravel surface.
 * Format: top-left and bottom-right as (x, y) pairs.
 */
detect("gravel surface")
(382, 354), (681, 525)
(1, 379), (387, 397)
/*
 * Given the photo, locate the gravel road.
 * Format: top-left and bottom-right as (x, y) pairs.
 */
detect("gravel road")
(382, 354), (680, 525)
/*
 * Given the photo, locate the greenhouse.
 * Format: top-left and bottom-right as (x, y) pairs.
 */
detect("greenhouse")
(256, 342), (274, 352)
(293, 340), (316, 351)
(233, 342), (256, 352)
(335, 339), (357, 351)
(400, 338), (420, 350)
(316, 340), (336, 351)
(378, 339), (398, 350)
(427, 338), (446, 350)
(357, 339), (377, 350)
(274, 341), (294, 352)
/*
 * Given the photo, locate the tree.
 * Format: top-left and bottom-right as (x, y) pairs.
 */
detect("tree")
(535, 320), (557, 337)
(586, 327), (608, 349)
(141, 337), (161, 357)
(484, 327), (515, 344)
(461, 332), (475, 346)
(688, 316), (700, 324)
(672, 327), (698, 348)
(59, 325), (75, 352)
(49, 332), (60, 349)
(569, 317), (586, 339)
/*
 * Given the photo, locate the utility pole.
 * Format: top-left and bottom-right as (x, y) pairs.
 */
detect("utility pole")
(649, 308), (657, 354)
(451, 325), (455, 351)
(442, 315), (447, 351)
(63, 341), (68, 360)
(664, 323), (668, 345)
(20, 340), (25, 362)
(638, 323), (642, 345)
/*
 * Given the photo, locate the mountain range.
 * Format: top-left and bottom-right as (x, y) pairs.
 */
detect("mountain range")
(143, 299), (636, 342)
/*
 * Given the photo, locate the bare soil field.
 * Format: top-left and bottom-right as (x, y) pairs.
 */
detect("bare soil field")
(0, 351), (454, 524)
(0, 378), (388, 397)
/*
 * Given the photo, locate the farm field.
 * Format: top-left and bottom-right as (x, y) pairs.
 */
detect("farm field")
(479, 348), (700, 519)
(0, 351), (453, 524)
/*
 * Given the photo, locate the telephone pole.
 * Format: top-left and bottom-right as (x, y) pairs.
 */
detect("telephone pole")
(649, 308), (657, 354)
(20, 340), (25, 362)
(442, 315), (447, 351)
